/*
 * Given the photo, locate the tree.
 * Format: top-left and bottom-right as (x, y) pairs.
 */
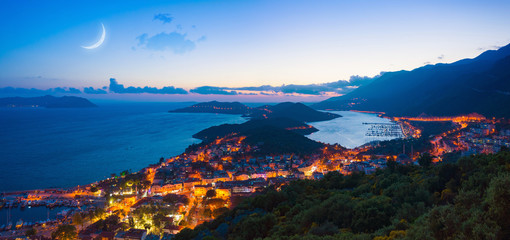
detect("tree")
(418, 152), (433, 168)
(206, 189), (217, 199)
(72, 212), (84, 230)
(89, 186), (99, 193)
(485, 172), (510, 239)
(51, 224), (77, 240)
(163, 194), (189, 205)
(25, 227), (37, 237)
(144, 223), (152, 231)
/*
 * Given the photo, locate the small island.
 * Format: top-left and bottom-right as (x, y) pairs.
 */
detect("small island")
(0, 95), (97, 108)
(171, 101), (341, 122)
(170, 101), (251, 114)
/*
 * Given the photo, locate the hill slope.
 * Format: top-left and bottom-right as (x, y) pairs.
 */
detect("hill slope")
(193, 118), (318, 142)
(175, 151), (510, 240)
(313, 43), (510, 117)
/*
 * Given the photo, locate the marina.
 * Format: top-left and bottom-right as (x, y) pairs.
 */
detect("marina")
(363, 122), (404, 138)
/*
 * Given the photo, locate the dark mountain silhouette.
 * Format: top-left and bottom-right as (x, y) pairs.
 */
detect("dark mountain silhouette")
(172, 101), (341, 122)
(170, 101), (251, 114)
(313, 43), (510, 117)
(249, 102), (341, 122)
(0, 95), (97, 108)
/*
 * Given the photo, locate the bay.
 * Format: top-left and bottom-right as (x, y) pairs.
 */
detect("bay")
(307, 111), (402, 149)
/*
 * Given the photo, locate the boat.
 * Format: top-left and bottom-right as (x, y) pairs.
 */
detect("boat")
(16, 219), (23, 229)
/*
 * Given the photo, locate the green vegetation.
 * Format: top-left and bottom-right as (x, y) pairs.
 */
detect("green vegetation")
(51, 224), (77, 240)
(243, 126), (323, 155)
(364, 137), (431, 156)
(25, 227), (37, 237)
(192, 118), (318, 142)
(175, 151), (510, 240)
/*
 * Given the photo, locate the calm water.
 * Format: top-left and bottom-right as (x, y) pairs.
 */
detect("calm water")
(0, 106), (396, 192)
(0, 102), (245, 192)
(307, 111), (402, 149)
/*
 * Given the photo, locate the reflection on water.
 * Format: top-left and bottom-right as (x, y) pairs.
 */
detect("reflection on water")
(307, 111), (402, 149)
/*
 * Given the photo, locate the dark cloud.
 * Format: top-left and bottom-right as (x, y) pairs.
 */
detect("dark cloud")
(153, 13), (173, 24)
(437, 54), (444, 60)
(136, 32), (197, 54)
(109, 78), (188, 94)
(190, 86), (238, 95)
(84, 87), (107, 94)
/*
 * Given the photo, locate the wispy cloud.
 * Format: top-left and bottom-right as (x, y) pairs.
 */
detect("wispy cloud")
(136, 14), (204, 54)
(109, 78), (188, 94)
(153, 13), (173, 24)
(137, 32), (196, 54)
(437, 54), (444, 60)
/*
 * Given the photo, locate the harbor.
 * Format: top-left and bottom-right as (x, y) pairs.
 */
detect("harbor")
(363, 122), (404, 138)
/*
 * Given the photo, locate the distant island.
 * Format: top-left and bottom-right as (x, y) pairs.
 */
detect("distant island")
(171, 101), (341, 122)
(0, 95), (97, 108)
(170, 101), (251, 114)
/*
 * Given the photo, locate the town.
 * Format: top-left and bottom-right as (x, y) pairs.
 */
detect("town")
(1, 113), (510, 240)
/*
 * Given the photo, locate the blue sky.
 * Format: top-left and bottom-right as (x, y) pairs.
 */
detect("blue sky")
(1, 0), (510, 98)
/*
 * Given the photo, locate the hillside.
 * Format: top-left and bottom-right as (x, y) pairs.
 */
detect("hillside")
(192, 118), (318, 142)
(243, 126), (323, 155)
(313, 43), (510, 117)
(175, 150), (510, 240)
(0, 95), (97, 108)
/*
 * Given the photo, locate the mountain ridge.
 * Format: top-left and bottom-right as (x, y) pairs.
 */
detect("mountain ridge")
(313, 43), (510, 117)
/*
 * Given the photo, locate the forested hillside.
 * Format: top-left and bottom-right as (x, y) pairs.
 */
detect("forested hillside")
(175, 150), (510, 240)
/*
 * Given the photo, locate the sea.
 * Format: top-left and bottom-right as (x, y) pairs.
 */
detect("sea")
(0, 102), (246, 192)
(0, 103), (402, 225)
(0, 106), (401, 192)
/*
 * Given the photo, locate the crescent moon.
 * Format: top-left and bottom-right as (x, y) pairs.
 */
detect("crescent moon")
(82, 23), (106, 49)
